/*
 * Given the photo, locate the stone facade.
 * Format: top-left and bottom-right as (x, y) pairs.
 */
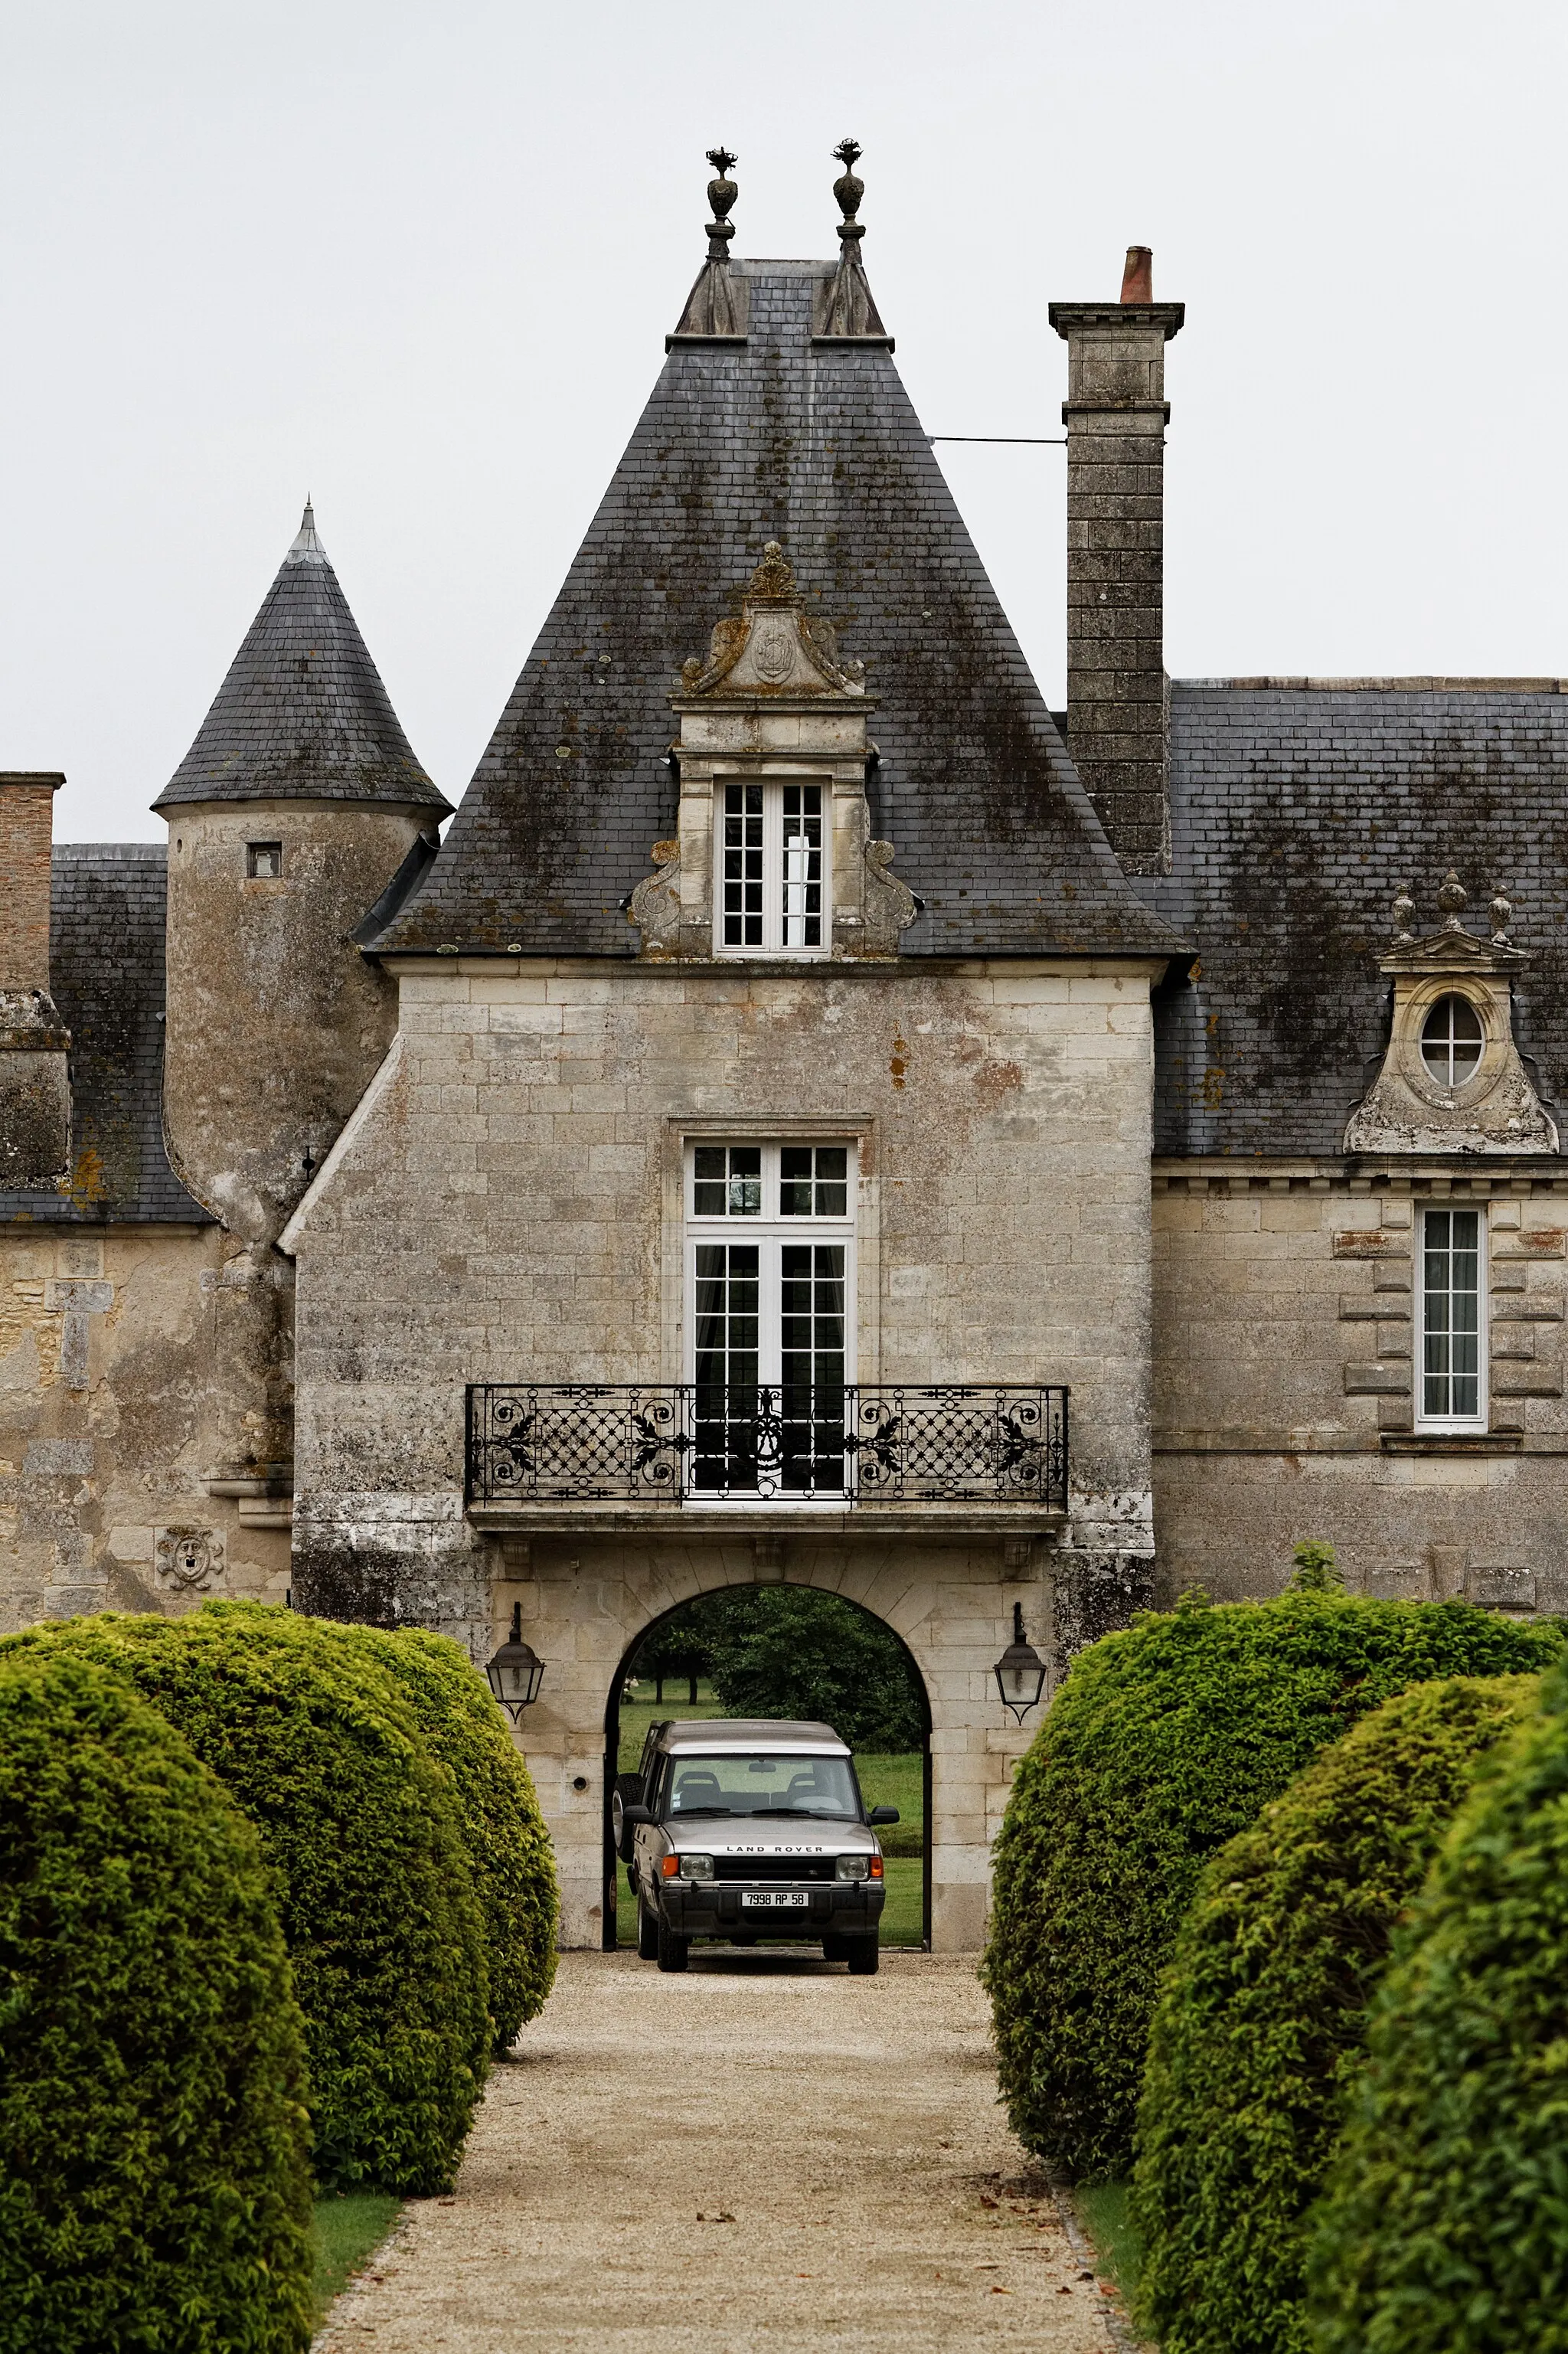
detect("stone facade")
(1153, 1165), (1568, 1612)
(284, 955), (1160, 1947)
(0, 1221), (292, 1625)
(6, 187), (1568, 1955)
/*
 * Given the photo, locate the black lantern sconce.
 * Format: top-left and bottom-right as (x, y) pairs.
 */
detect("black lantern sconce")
(486, 1602), (545, 1721)
(994, 1600), (1049, 1722)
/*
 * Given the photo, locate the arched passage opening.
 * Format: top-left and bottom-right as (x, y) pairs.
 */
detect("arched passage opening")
(602, 1586), (933, 1954)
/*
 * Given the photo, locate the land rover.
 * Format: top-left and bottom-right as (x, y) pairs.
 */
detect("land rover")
(613, 1717), (899, 1974)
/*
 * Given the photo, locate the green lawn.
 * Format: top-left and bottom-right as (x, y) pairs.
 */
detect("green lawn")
(1074, 2179), (1142, 2302)
(614, 1685), (926, 1948)
(312, 2192), (401, 2320)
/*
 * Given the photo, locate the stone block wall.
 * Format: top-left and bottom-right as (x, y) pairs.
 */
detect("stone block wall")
(0, 1224), (292, 1630)
(286, 953), (1164, 1944)
(1153, 1162), (1568, 1610)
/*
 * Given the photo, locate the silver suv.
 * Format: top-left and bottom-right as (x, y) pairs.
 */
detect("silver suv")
(614, 1718), (898, 1974)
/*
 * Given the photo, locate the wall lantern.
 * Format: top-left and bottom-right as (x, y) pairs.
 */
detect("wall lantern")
(994, 1601), (1048, 1722)
(486, 1602), (545, 1720)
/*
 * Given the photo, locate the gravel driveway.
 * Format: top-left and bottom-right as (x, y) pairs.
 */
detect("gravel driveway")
(315, 1948), (1112, 2353)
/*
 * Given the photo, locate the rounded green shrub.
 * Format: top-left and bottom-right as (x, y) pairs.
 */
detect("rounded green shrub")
(299, 1617), (557, 2052)
(1306, 1653), (1568, 2354)
(982, 1587), (1563, 2181)
(1131, 1672), (1539, 2354)
(0, 1604), (488, 2196)
(0, 1649), (313, 2354)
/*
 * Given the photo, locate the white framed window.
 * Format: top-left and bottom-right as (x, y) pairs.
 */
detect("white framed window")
(716, 780), (828, 953)
(684, 1141), (854, 1493)
(1416, 1205), (1487, 1431)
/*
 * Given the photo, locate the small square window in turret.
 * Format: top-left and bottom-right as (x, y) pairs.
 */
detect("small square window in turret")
(247, 842), (283, 879)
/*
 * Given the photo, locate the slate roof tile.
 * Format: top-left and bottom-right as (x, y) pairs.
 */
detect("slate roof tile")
(1148, 683), (1568, 1158)
(373, 263), (1181, 961)
(0, 846), (209, 1224)
(154, 505), (450, 814)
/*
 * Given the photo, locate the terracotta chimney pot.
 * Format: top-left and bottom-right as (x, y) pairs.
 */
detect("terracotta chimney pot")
(1120, 245), (1154, 304)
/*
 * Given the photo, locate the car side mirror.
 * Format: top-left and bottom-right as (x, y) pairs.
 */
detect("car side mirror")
(868, 1806), (900, 1825)
(621, 1804), (654, 1828)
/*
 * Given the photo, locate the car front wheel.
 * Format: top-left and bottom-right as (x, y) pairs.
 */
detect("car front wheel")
(844, 1934), (879, 1976)
(656, 1917), (690, 1973)
(638, 1899), (659, 1961)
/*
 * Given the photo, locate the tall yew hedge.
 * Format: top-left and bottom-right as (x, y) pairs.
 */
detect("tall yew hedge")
(299, 1615), (558, 2052)
(1132, 1672), (1539, 2354)
(0, 1606), (489, 2195)
(1307, 1654), (1568, 2353)
(0, 1649), (314, 2353)
(983, 1587), (1563, 2180)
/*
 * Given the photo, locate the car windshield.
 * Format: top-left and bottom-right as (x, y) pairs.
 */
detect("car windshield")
(664, 1752), (861, 1822)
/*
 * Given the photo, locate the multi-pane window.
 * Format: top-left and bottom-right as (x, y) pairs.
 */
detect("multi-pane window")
(1420, 994), (1484, 1089)
(686, 1141), (854, 1493)
(717, 781), (826, 952)
(1418, 1207), (1485, 1429)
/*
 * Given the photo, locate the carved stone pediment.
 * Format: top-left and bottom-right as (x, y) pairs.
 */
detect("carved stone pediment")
(627, 544), (919, 961)
(1344, 876), (1558, 1156)
(678, 544), (866, 699)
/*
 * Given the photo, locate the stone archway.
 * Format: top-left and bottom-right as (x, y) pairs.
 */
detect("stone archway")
(489, 1538), (1047, 1953)
(599, 1586), (934, 1951)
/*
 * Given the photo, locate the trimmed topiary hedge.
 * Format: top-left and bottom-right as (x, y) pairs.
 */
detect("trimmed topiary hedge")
(0, 1605), (488, 2196)
(299, 1615), (557, 2052)
(983, 1587), (1563, 2181)
(0, 1649), (314, 2353)
(1306, 1653), (1568, 2353)
(1131, 1672), (1540, 2354)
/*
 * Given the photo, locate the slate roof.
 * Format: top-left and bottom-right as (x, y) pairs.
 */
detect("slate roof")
(372, 259), (1181, 960)
(0, 846), (209, 1224)
(1147, 682), (1568, 1158)
(154, 505), (450, 814)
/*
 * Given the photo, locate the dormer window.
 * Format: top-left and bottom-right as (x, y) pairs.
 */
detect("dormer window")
(247, 841), (283, 879)
(1420, 993), (1483, 1088)
(718, 782), (825, 952)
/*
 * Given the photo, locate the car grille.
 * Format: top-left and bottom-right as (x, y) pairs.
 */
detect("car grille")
(713, 1856), (835, 1883)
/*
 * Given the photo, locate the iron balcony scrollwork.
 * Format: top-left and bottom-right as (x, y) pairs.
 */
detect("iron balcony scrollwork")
(466, 1383), (1067, 1508)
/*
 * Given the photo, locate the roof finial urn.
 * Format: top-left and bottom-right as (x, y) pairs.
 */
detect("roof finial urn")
(1390, 888), (1416, 946)
(831, 138), (865, 248)
(704, 147), (738, 260)
(1437, 869), (1468, 933)
(1490, 889), (1514, 946)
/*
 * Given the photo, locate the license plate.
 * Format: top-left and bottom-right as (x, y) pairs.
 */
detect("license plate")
(740, 1890), (809, 1908)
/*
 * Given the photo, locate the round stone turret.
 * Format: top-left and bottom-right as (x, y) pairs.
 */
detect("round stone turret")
(155, 503), (451, 1245)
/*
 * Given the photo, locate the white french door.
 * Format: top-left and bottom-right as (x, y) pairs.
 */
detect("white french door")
(684, 1142), (854, 1494)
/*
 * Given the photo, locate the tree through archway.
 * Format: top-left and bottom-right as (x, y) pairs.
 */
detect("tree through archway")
(603, 1586), (932, 1953)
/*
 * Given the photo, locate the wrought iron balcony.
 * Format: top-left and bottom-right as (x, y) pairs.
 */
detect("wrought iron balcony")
(466, 1382), (1067, 1509)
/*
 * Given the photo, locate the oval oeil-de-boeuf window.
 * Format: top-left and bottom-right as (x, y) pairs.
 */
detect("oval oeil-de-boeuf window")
(1420, 993), (1484, 1087)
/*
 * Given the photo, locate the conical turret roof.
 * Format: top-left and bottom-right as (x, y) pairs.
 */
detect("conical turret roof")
(154, 504), (450, 813)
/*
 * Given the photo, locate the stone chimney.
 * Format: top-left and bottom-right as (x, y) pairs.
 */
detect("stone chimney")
(1049, 251), (1184, 875)
(0, 772), (71, 1189)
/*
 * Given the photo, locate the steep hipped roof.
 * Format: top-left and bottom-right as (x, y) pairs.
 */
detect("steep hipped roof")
(374, 260), (1181, 960)
(1148, 681), (1568, 1157)
(154, 505), (450, 814)
(0, 846), (209, 1224)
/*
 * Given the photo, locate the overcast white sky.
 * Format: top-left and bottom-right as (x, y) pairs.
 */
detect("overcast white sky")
(4, 0), (1564, 842)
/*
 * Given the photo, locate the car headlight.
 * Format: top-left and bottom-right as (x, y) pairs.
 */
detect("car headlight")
(835, 1854), (871, 1882)
(680, 1853), (714, 1883)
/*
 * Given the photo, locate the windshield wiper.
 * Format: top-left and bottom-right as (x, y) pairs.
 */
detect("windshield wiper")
(746, 1807), (857, 1820)
(668, 1806), (733, 1818)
